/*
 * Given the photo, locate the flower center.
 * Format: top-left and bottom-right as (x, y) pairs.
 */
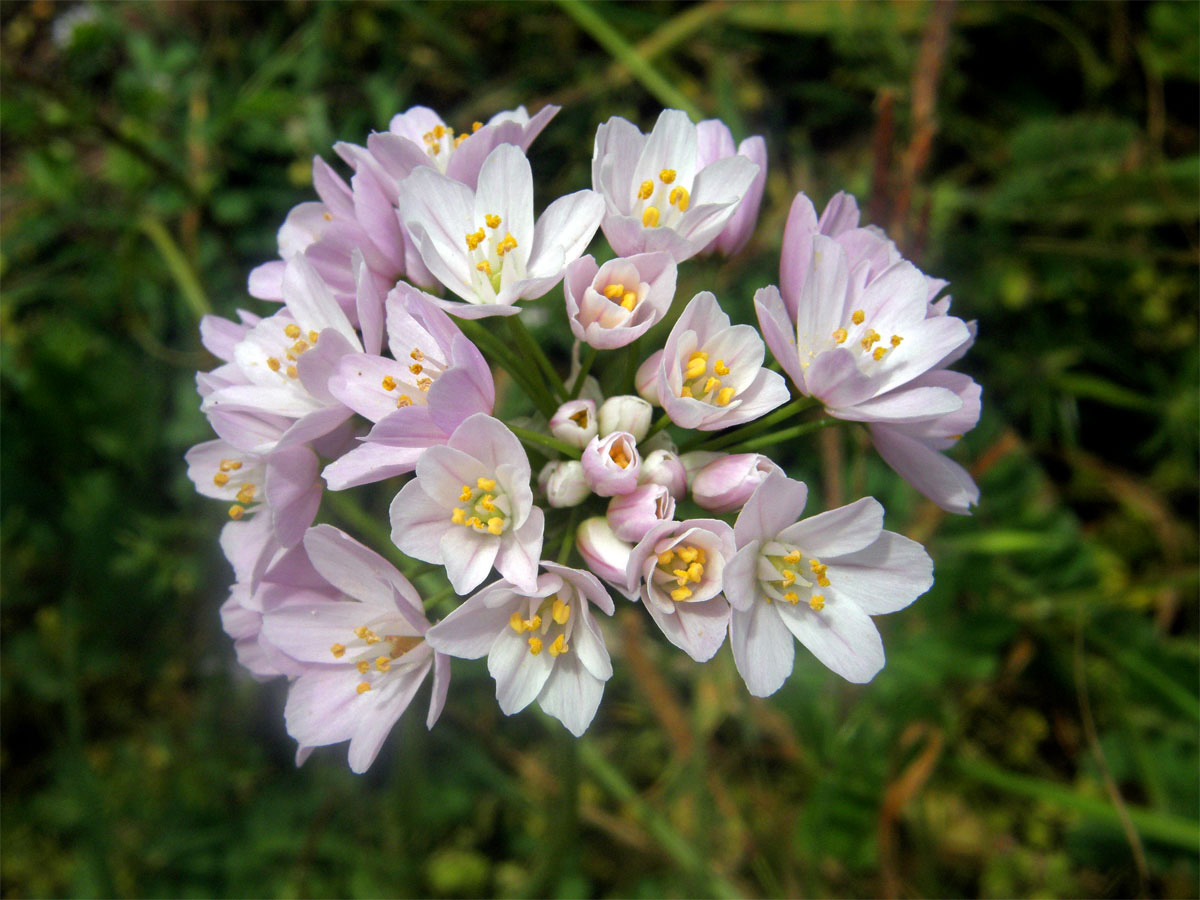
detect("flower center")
(509, 592), (574, 657)
(210, 456), (263, 520)
(635, 168), (690, 229)
(678, 350), (736, 406)
(759, 546), (829, 611)
(265, 321), (321, 381)
(377, 345), (443, 407)
(464, 212), (520, 298)
(421, 121), (483, 170)
(830, 309), (904, 364)
(448, 476), (511, 535)
(330, 624), (425, 695)
(653, 544), (707, 603)
(602, 282), (639, 312)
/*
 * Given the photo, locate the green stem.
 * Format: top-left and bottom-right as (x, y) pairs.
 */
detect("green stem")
(643, 411), (672, 442)
(459, 319), (557, 416)
(139, 215), (211, 320)
(507, 424), (582, 459)
(557, 507), (582, 565)
(508, 315), (568, 401)
(723, 415), (841, 454)
(679, 396), (817, 453)
(569, 344), (598, 399)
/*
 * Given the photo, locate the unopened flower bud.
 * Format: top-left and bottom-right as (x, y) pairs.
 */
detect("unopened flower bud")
(607, 483), (675, 543)
(539, 460), (591, 508)
(635, 350), (663, 406)
(691, 453), (782, 513)
(598, 395), (652, 442)
(575, 516), (636, 598)
(638, 448), (687, 498)
(679, 451), (726, 486)
(548, 398), (597, 449)
(581, 432), (641, 497)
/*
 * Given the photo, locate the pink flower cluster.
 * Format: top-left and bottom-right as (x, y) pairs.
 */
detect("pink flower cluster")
(187, 104), (978, 771)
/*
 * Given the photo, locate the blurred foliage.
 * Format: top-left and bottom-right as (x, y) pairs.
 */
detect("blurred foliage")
(2, 1), (1197, 897)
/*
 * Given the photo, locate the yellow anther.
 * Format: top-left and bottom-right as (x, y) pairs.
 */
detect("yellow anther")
(684, 357), (708, 380)
(672, 568), (690, 585)
(620, 291), (637, 311)
(355, 626), (381, 644)
(454, 133), (469, 147)
(479, 494), (496, 512)
(213, 472), (229, 487)
(285, 365), (298, 379)
(809, 594), (826, 611)
(548, 634), (569, 658)
(451, 507), (466, 525)
(409, 363), (423, 374)
(472, 121), (483, 132)
(485, 214), (501, 229)
(679, 385), (693, 398)
(267, 357), (281, 371)
(528, 636), (543, 656)
(226, 460), (242, 469)
(713, 360), (730, 376)
(657, 550), (675, 567)
(417, 377), (432, 392)
(784, 591), (800, 605)
(375, 656), (391, 672)
(782, 569), (796, 586)
(381, 376), (397, 391)
(609, 445), (631, 469)
(410, 349), (424, 361)
(603, 284), (624, 299)
(873, 346), (888, 361)
(228, 504), (245, 520)
(670, 586), (693, 602)
(323, 211), (333, 221)
(832, 328), (848, 344)
(309, 330), (320, 343)
(851, 309), (865, 325)
(526, 616), (541, 631)
(659, 169), (676, 183)
(330, 643), (346, 658)
(817, 574), (831, 587)
(460, 485), (473, 502)
(487, 517), (504, 535)
(810, 560), (826, 574)
(642, 206), (660, 228)
(703, 376), (721, 394)
(476, 260), (492, 274)
(686, 562), (704, 582)
(396, 395), (412, 408)
(510, 611), (526, 633)
(552, 598), (570, 625)
(422, 131), (434, 143)
(284, 323), (301, 339)
(465, 229), (485, 251)
(356, 660), (370, 674)
(891, 334), (903, 347)
(668, 186), (689, 210)
(716, 387), (736, 406)
(638, 180), (654, 200)
(783, 550), (801, 564)
(477, 477), (496, 491)
(291, 340), (308, 355)
(688, 350), (708, 363)
(676, 547), (698, 564)
(497, 233), (518, 256)
(428, 144), (440, 156)
(432, 124), (446, 140)
(356, 681), (371, 694)
(235, 484), (257, 504)
(465, 516), (484, 529)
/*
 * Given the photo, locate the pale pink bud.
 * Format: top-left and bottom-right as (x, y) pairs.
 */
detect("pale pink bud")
(580, 432), (641, 497)
(575, 516), (636, 598)
(638, 448), (687, 499)
(539, 460), (591, 508)
(548, 398), (598, 449)
(691, 453), (782, 513)
(564, 252), (677, 350)
(679, 451), (726, 486)
(606, 483), (675, 543)
(597, 395), (652, 442)
(635, 350), (663, 406)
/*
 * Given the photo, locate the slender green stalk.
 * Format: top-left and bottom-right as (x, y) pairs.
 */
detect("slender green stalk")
(680, 396), (817, 453)
(557, 506), (582, 565)
(508, 424), (582, 459)
(724, 415), (841, 454)
(507, 316), (568, 401)
(643, 411), (673, 442)
(569, 345), (598, 399)
(555, 0), (704, 121)
(139, 215), (211, 320)
(459, 319), (557, 416)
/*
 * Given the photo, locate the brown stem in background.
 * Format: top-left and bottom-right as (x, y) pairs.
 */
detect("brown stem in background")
(868, 88), (897, 228)
(818, 425), (842, 510)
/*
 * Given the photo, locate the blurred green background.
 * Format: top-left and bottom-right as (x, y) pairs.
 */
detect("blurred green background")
(2, 1), (1197, 897)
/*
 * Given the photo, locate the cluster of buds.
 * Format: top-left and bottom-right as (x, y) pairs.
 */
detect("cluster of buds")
(187, 104), (979, 772)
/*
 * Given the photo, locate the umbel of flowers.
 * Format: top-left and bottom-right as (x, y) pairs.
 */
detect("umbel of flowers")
(188, 104), (979, 771)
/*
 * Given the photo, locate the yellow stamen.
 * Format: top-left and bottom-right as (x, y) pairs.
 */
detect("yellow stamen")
(309, 330), (319, 343)
(784, 591), (799, 605)
(548, 634), (569, 657)
(552, 598), (570, 625)
(375, 656), (391, 672)
(323, 211), (333, 221)
(213, 472), (229, 487)
(496, 233), (518, 256)
(637, 180), (654, 200)
(285, 365), (298, 379)
(356, 660), (370, 674)
(228, 504), (245, 520)
(809, 594), (826, 611)
(669, 186), (689, 210)
(609, 446), (631, 468)
(891, 334), (903, 347)
(477, 477), (496, 491)
(229, 460), (242, 470)
(670, 586), (693, 602)
(672, 568), (690, 585)
(659, 168), (676, 184)
(450, 507), (466, 525)
(528, 636), (543, 656)
(832, 328), (848, 344)
(716, 387), (736, 406)
(510, 611), (525, 633)
(235, 484), (257, 504)
(782, 569), (796, 586)
(686, 562), (704, 582)
(330, 643), (346, 658)
(396, 395), (412, 408)
(485, 214), (501, 229)
(381, 376), (397, 391)
(851, 309), (865, 325)
(356, 681), (371, 694)
(476, 260), (492, 274)
(873, 346), (888, 361)
(479, 494), (496, 512)
(284, 323), (301, 339)
(783, 550), (801, 564)
(465, 516), (483, 529)
(713, 360), (730, 376)
(679, 386), (693, 398)
(460, 485), (473, 502)
(291, 340), (308, 354)
(684, 357), (708, 380)
(487, 517), (504, 535)
(472, 121), (483, 132)
(267, 357), (281, 371)
(676, 547), (698, 564)
(465, 229), (485, 251)
(642, 206), (660, 227)
(417, 377), (432, 392)
(703, 376), (720, 394)
(688, 350), (708, 363)
(620, 292), (637, 311)
(410, 349), (424, 361)
(657, 550), (675, 567)
(409, 363), (423, 374)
